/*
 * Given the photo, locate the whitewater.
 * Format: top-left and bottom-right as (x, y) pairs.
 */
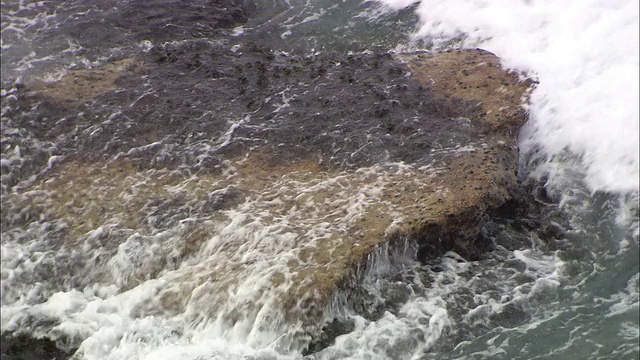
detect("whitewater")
(1, 0), (638, 359)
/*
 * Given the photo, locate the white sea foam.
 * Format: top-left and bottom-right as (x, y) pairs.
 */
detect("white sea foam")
(377, 0), (639, 199)
(314, 297), (450, 360)
(0, 160), (433, 358)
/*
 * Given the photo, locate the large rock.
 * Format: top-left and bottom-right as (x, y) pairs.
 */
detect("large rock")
(2, 44), (532, 351)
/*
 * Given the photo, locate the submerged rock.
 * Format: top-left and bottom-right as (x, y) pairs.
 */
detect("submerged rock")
(0, 333), (72, 360)
(3, 42), (533, 354)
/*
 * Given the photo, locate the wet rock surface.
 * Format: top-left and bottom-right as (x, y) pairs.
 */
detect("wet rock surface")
(0, 333), (73, 360)
(1, 0), (255, 66)
(1, 2), (537, 356)
(4, 41), (488, 179)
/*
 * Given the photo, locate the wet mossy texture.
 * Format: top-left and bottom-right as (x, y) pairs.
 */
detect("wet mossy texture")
(1, 0), (536, 356)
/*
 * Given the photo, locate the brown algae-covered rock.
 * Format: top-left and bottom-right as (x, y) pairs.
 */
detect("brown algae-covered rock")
(3, 47), (533, 350)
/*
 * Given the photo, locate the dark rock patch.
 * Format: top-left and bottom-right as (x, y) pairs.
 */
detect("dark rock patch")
(0, 333), (74, 360)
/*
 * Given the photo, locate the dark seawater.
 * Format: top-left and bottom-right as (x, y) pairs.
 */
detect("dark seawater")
(1, 1), (638, 359)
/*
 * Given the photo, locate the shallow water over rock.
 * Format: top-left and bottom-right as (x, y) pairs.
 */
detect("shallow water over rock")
(2, 39), (533, 351)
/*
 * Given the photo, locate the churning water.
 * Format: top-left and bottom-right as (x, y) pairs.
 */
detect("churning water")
(1, 0), (638, 359)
